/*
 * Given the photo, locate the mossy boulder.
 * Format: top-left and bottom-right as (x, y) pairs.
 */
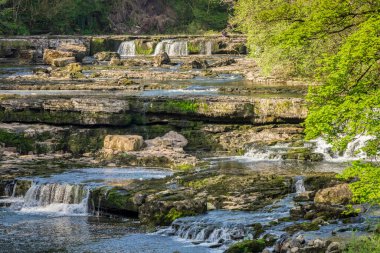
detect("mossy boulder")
(109, 56), (122, 66)
(224, 239), (266, 253)
(103, 135), (144, 152)
(57, 43), (88, 61)
(52, 57), (76, 67)
(89, 187), (137, 216)
(135, 39), (155, 55)
(314, 184), (353, 205)
(94, 51), (120, 61)
(284, 222), (320, 234)
(139, 198), (207, 226)
(43, 49), (74, 65)
(154, 52), (170, 66)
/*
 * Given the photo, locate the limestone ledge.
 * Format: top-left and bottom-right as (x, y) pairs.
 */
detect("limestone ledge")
(0, 95), (307, 125)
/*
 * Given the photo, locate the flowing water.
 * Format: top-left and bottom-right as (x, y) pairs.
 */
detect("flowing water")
(154, 40), (188, 56)
(117, 41), (136, 57)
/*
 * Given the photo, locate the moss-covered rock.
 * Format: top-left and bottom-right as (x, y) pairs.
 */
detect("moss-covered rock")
(43, 49), (74, 65)
(89, 187), (137, 216)
(94, 51), (120, 61)
(284, 222), (320, 234)
(135, 39), (156, 55)
(224, 239), (266, 253)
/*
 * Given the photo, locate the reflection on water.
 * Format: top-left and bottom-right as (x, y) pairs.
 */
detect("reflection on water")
(0, 211), (141, 253)
(23, 167), (173, 186)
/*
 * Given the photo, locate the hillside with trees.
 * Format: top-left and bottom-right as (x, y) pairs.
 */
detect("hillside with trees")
(0, 0), (231, 35)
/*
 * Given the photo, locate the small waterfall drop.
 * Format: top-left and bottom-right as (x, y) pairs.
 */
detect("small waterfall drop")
(311, 135), (375, 161)
(3, 181), (17, 197)
(294, 176), (306, 195)
(12, 182), (89, 215)
(154, 40), (188, 57)
(117, 41), (136, 57)
(243, 143), (290, 161)
(162, 219), (251, 246)
(201, 41), (213, 55)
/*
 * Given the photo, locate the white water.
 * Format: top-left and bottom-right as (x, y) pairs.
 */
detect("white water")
(154, 40), (188, 57)
(243, 143), (290, 161)
(159, 195), (295, 248)
(295, 177), (306, 194)
(242, 135), (375, 162)
(311, 135), (376, 162)
(117, 41), (136, 57)
(202, 41), (213, 55)
(11, 182), (89, 216)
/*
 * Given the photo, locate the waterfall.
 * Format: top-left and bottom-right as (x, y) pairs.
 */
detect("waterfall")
(243, 143), (290, 161)
(201, 41), (213, 55)
(117, 41), (136, 57)
(12, 182), (89, 215)
(3, 181), (17, 197)
(153, 40), (188, 57)
(294, 177), (306, 194)
(311, 135), (376, 161)
(162, 220), (250, 246)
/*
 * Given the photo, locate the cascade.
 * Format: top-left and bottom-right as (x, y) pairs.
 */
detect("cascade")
(153, 40), (188, 57)
(243, 143), (290, 161)
(117, 41), (136, 57)
(11, 182), (89, 215)
(3, 181), (16, 197)
(164, 219), (250, 245)
(311, 135), (376, 161)
(201, 41), (213, 55)
(294, 176), (306, 194)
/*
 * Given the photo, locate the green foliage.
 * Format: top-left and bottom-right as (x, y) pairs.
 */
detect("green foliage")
(166, 0), (229, 33)
(0, 0), (229, 35)
(234, 0), (380, 155)
(0, 129), (34, 154)
(344, 234), (380, 253)
(338, 162), (380, 205)
(165, 100), (200, 113)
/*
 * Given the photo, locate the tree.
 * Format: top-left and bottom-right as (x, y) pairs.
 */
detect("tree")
(234, 0), (380, 155)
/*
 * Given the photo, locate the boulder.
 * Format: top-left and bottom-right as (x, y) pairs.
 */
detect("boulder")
(145, 131), (188, 150)
(94, 51), (120, 61)
(184, 58), (209, 69)
(82, 56), (97, 65)
(109, 56), (122, 66)
(65, 63), (82, 73)
(43, 49), (74, 65)
(293, 191), (315, 202)
(314, 183), (353, 205)
(139, 198), (207, 225)
(208, 58), (236, 68)
(104, 135), (144, 152)
(51, 57), (76, 67)
(57, 43), (87, 61)
(153, 52), (170, 66)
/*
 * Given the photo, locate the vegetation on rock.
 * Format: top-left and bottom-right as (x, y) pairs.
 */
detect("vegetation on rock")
(224, 239), (266, 253)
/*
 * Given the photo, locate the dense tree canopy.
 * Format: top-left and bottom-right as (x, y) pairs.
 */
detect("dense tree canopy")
(234, 0), (380, 156)
(0, 0), (230, 35)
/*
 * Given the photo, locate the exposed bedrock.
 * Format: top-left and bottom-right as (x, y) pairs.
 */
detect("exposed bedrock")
(0, 96), (306, 126)
(0, 35), (247, 64)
